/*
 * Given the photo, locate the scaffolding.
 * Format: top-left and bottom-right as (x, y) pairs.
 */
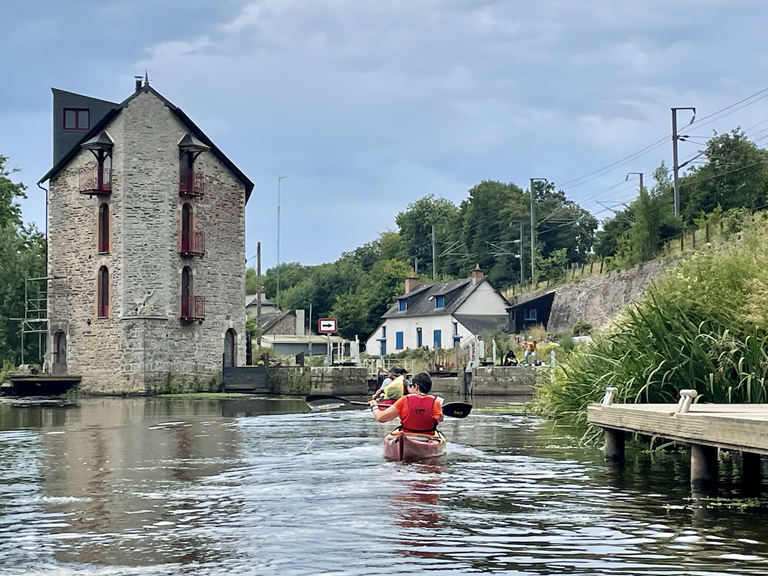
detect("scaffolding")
(12, 276), (51, 366)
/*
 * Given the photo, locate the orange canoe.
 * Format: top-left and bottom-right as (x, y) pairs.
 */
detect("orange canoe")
(382, 430), (446, 461)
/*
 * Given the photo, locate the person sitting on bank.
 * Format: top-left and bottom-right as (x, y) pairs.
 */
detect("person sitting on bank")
(369, 372), (443, 432)
(371, 367), (408, 406)
(502, 350), (519, 366)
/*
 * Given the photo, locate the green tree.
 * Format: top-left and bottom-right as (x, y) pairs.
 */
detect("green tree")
(0, 155), (46, 365)
(396, 195), (459, 273)
(245, 267), (258, 295)
(681, 129), (768, 222)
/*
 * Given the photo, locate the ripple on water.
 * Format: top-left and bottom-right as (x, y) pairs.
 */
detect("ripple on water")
(0, 400), (767, 575)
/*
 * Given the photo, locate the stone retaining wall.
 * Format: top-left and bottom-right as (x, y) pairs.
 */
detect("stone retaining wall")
(269, 366), (369, 396)
(430, 366), (539, 396)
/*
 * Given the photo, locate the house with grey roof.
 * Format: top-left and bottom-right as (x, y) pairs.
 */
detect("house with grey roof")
(364, 265), (508, 356)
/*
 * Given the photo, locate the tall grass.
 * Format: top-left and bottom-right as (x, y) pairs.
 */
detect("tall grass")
(531, 214), (768, 428)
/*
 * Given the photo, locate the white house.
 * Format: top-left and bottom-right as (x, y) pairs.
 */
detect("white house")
(365, 265), (508, 356)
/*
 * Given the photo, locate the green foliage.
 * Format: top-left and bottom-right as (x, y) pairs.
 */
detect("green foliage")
(572, 320), (592, 336)
(0, 155), (46, 366)
(245, 267), (258, 295)
(531, 214), (768, 429)
(681, 129), (768, 223)
(396, 195), (458, 273)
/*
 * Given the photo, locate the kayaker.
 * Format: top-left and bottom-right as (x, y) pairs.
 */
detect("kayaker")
(371, 367), (408, 406)
(369, 372), (443, 432)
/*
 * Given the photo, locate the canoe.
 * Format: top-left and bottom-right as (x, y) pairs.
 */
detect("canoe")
(382, 430), (446, 461)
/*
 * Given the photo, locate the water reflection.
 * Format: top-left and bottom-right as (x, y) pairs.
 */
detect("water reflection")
(0, 396), (765, 575)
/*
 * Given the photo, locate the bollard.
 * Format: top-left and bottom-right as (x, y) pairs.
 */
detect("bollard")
(602, 386), (618, 407)
(676, 389), (698, 414)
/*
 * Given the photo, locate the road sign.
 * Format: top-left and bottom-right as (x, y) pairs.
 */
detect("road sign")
(318, 318), (337, 334)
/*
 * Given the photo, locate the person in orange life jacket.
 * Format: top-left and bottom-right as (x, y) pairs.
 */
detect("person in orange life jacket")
(368, 372), (443, 432)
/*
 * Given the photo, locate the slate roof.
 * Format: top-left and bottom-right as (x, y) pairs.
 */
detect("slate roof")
(40, 85), (254, 200)
(453, 314), (508, 335)
(260, 310), (295, 334)
(246, 293), (277, 308)
(382, 278), (494, 319)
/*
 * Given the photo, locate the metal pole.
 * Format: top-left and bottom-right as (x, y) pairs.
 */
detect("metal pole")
(277, 175), (286, 308)
(530, 179), (535, 286)
(431, 225), (436, 280)
(519, 221), (524, 285)
(309, 302), (313, 357)
(671, 109), (680, 216)
(529, 178), (546, 286)
(256, 242), (262, 347)
(671, 107), (695, 217)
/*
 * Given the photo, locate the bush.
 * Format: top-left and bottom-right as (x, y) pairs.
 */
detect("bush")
(572, 320), (592, 336)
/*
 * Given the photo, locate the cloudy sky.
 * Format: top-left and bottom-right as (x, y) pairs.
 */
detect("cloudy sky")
(3, 0), (768, 268)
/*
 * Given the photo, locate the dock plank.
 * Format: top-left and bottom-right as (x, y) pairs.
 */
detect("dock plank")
(588, 403), (768, 455)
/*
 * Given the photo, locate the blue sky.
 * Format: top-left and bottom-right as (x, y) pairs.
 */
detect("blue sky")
(3, 0), (768, 267)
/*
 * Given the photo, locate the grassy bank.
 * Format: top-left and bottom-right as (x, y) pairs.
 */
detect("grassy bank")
(531, 214), (768, 429)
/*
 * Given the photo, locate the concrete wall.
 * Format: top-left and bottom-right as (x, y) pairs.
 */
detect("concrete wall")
(47, 88), (247, 394)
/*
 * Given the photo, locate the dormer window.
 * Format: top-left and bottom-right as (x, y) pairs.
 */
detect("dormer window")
(435, 295), (445, 309)
(64, 108), (89, 131)
(398, 299), (407, 312)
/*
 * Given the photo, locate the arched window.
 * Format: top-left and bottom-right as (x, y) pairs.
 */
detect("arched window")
(181, 266), (192, 318)
(98, 203), (109, 253)
(181, 203), (192, 253)
(224, 329), (236, 367)
(98, 266), (109, 317)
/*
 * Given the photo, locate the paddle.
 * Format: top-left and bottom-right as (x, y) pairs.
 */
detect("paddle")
(305, 394), (473, 418)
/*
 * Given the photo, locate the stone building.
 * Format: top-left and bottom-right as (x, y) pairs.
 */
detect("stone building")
(39, 78), (254, 393)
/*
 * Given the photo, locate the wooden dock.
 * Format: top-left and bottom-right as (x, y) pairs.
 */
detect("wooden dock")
(588, 388), (768, 488)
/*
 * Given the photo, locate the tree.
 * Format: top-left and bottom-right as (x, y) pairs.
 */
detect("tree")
(0, 155), (46, 366)
(681, 129), (768, 222)
(245, 267), (258, 295)
(395, 195), (459, 274)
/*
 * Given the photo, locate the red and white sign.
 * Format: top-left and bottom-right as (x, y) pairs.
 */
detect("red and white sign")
(317, 318), (337, 334)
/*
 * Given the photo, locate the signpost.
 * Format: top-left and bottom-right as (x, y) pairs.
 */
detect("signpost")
(318, 318), (337, 365)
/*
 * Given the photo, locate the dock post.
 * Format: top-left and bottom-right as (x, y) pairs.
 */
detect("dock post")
(742, 452), (762, 490)
(604, 428), (625, 461)
(690, 444), (718, 488)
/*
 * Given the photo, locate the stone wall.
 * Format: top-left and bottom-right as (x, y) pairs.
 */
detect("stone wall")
(546, 259), (673, 332)
(269, 366), (369, 396)
(47, 88), (247, 394)
(430, 367), (539, 396)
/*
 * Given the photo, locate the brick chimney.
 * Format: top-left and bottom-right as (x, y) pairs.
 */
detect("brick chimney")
(470, 263), (484, 285)
(405, 267), (419, 294)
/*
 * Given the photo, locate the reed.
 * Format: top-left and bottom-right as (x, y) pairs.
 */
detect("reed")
(531, 214), (768, 428)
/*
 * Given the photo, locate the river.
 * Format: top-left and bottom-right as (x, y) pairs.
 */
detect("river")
(0, 395), (767, 575)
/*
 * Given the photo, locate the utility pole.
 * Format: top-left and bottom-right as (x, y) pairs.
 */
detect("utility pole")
(529, 178), (546, 286)
(256, 242), (262, 346)
(671, 107), (695, 216)
(431, 225), (436, 280)
(518, 220), (524, 285)
(626, 172), (644, 194)
(276, 175), (287, 308)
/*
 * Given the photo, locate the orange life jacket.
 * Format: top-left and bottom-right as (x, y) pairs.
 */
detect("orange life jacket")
(401, 395), (438, 433)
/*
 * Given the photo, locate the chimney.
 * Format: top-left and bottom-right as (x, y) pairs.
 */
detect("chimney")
(471, 263), (484, 285)
(405, 267), (419, 294)
(135, 76), (143, 92)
